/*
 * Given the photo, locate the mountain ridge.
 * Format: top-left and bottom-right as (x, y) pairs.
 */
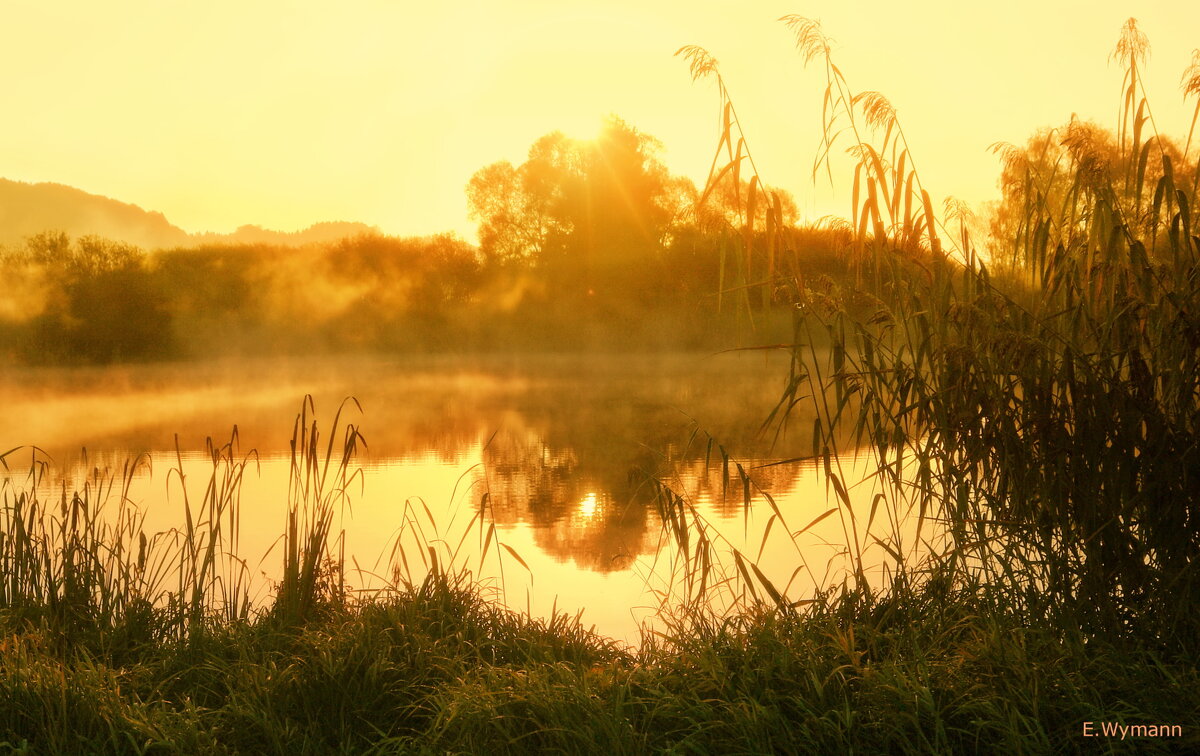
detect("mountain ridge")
(0, 178), (382, 249)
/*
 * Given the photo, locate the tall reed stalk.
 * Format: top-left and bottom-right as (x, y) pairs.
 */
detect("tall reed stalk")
(676, 45), (792, 318)
(273, 396), (365, 624)
(168, 428), (257, 638)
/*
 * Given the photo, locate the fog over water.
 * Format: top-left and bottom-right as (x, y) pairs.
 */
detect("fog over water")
(0, 352), (928, 644)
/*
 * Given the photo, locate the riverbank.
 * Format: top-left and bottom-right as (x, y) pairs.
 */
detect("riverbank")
(2, 572), (1196, 755)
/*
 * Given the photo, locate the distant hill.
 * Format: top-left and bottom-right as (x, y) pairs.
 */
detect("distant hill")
(0, 178), (380, 250)
(190, 221), (380, 247)
(0, 179), (191, 249)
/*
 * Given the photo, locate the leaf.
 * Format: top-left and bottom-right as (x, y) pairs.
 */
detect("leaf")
(794, 507), (838, 537)
(851, 162), (863, 239)
(750, 561), (784, 606)
(872, 536), (903, 563)
(902, 170), (916, 243)
(891, 149), (907, 221)
(501, 543), (532, 576)
(699, 159), (740, 209)
(479, 522), (496, 572)
(783, 564), (808, 595)
(757, 512), (778, 562)
(867, 179), (886, 243)
(722, 101), (734, 160)
(921, 189), (938, 249)
(745, 175), (759, 252)
(863, 144), (891, 212)
(829, 473), (851, 508)
(732, 552), (759, 600)
(867, 493), (886, 531)
(732, 139), (745, 215)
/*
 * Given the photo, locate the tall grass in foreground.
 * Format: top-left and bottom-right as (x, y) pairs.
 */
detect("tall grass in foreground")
(0, 398), (373, 649)
(682, 16), (1200, 652)
(274, 397), (364, 624)
(0, 440), (258, 650)
(0, 449), (160, 651)
(0, 396), (547, 649)
(171, 430), (257, 636)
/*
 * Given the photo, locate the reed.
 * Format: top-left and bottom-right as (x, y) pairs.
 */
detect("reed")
(170, 429), (258, 639)
(748, 16), (1200, 652)
(272, 396), (365, 624)
(0, 448), (153, 649)
(0, 396), (368, 651)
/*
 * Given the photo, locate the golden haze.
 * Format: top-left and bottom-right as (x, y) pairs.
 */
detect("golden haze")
(0, 1), (1196, 237)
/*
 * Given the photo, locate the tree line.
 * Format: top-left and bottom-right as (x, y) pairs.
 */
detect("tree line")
(0, 112), (1146, 364)
(0, 117), (811, 363)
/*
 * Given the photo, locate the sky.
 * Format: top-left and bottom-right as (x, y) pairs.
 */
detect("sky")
(1, 0), (1197, 241)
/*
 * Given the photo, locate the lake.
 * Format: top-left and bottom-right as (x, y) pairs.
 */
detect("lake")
(0, 352), (933, 645)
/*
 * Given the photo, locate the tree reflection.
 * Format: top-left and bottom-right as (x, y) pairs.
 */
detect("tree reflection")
(469, 356), (813, 572)
(483, 428), (660, 572)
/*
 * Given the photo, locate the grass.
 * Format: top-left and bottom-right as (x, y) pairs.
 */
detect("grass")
(1, 572), (1197, 754)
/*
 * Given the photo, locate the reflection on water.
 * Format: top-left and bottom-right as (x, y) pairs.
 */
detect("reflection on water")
(0, 353), (936, 645)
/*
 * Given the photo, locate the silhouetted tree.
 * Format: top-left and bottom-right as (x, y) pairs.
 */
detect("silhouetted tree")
(14, 234), (172, 362)
(466, 117), (688, 302)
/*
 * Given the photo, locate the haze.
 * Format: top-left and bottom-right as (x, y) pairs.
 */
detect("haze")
(2, 1), (1197, 239)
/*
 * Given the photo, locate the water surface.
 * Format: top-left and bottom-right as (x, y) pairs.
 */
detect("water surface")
(0, 353), (928, 644)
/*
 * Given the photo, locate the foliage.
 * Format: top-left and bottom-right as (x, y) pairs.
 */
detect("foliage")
(0, 232), (486, 361)
(0, 212), (834, 360)
(466, 116), (686, 295)
(0, 233), (172, 363)
(0, 414), (1196, 753)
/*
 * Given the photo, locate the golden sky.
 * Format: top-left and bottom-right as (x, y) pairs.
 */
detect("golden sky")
(2, 1), (1197, 240)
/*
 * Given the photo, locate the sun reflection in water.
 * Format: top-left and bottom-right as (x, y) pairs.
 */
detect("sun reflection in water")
(578, 491), (600, 520)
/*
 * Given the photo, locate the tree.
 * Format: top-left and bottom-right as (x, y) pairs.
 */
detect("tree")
(466, 161), (552, 268)
(466, 117), (685, 300)
(11, 234), (172, 362)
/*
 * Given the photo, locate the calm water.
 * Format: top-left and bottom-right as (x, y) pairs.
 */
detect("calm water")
(0, 353), (932, 645)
